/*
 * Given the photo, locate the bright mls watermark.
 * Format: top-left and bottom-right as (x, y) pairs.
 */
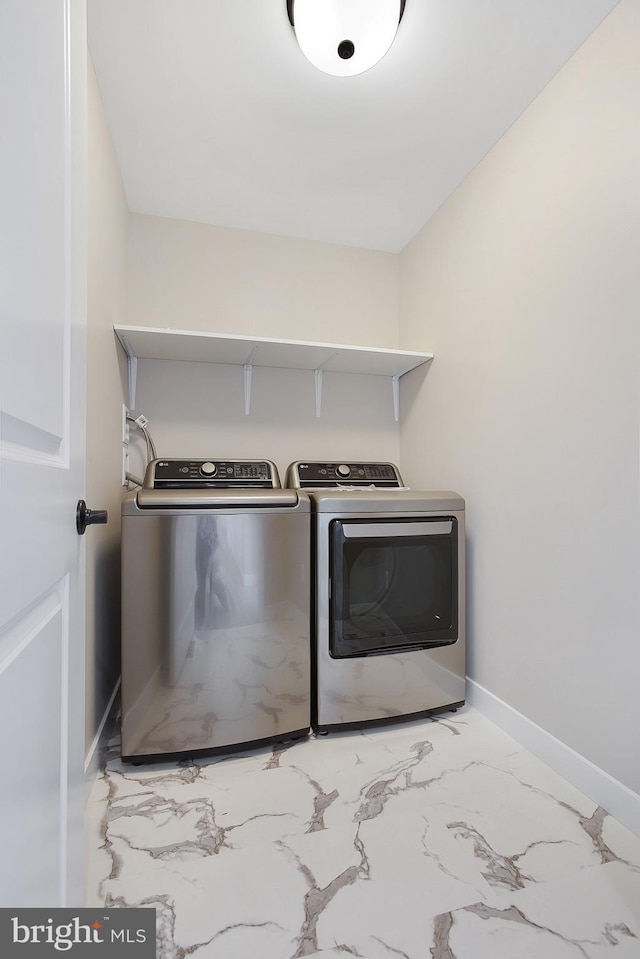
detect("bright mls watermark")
(0, 909), (155, 956)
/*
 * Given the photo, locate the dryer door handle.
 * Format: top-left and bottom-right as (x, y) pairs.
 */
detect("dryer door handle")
(341, 521), (453, 539)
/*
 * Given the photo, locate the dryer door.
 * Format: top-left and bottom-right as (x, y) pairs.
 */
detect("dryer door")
(329, 517), (459, 658)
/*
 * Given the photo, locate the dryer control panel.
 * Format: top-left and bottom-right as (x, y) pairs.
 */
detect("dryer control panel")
(286, 461), (404, 489)
(146, 459), (281, 489)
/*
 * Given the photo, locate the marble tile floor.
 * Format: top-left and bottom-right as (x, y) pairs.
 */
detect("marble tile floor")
(85, 705), (640, 959)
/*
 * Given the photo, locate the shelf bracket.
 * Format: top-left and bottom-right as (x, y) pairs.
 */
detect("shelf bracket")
(314, 352), (339, 418)
(392, 374), (400, 422)
(120, 335), (138, 411)
(243, 347), (258, 415)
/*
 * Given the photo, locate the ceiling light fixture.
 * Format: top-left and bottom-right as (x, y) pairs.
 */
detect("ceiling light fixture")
(287, 0), (406, 78)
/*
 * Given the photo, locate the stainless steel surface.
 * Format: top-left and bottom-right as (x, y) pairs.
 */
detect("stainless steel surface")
(121, 491), (311, 759)
(296, 461), (466, 732)
(311, 490), (464, 512)
(315, 501), (465, 729)
(134, 488), (300, 510)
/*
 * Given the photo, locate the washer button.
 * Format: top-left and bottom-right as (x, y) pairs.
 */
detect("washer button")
(201, 462), (217, 476)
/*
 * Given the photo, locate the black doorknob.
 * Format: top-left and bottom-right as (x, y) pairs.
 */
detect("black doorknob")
(76, 500), (108, 535)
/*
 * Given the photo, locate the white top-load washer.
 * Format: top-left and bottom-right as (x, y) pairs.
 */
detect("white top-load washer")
(121, 458), (310, 762)
(286, 461), (465, 734)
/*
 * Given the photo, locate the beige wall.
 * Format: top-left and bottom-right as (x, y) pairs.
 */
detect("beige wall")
(128, 213), (399, 346)
(127, 215), (402, 479)
(399, 0), (640, 794)
(86, 57), (129, 759)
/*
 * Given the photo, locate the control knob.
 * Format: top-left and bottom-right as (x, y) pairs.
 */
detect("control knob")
(200, 461), (217, 476)
(336, 464), (351, 478)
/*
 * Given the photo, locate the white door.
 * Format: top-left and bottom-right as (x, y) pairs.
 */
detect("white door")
(0, 0), (87, 906)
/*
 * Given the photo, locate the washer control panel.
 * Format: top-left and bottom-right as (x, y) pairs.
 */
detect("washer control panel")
(287, 461), (403, 489)
(147, 459), (280, 489)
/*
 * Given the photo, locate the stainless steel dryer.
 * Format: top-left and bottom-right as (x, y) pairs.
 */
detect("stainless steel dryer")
(121, 458), (310, 761)
(286, 461), (465, 733)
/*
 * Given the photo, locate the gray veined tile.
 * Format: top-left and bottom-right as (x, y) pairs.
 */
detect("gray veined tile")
(601, 812), (640, 869)
(400, 762), (615, 886)
(278, 817), (493, 958)
(101, 841), (309, 959)
(98, 758), (320, 851)
(430, 861), (640, 959)
(85, 706), (640, 959)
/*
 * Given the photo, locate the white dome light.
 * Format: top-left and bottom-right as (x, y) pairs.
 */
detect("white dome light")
(288, 0), (406, 78)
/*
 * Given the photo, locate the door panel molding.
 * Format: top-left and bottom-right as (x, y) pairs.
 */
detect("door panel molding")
(0, 584), (64, 675)
(0, 580), (69, 905)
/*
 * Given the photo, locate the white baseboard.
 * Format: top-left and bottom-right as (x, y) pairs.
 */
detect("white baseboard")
(84, 678), (120, 801)
(466, 678), (640, 839)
